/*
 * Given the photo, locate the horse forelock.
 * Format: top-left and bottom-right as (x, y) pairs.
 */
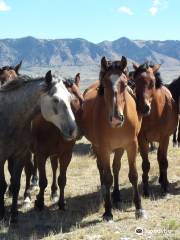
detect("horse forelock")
(51, 79), (71, 100)
(133, 63), (149, 78)
(99, 61), (127, 96)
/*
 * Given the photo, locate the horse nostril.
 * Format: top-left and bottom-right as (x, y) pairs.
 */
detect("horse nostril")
(69, 128), (74, 137)
(144, 104), (150, 113)
(119, 114), (124, 122)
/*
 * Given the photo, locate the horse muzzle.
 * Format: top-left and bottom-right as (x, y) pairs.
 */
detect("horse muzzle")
(141, 103), (151, 116)
(110, 114), (124, 128)
(61, 124), (78, 141)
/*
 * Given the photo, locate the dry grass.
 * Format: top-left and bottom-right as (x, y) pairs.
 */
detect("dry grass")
(0, 138), (180, 240)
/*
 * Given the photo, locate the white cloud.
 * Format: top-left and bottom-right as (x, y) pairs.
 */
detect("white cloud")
(153, 0), (161, 6)
(0, 1), (10, 11)
(149, 6), (158, 15)
(149, 0), (168, 16)
(118, 6), (133, 16)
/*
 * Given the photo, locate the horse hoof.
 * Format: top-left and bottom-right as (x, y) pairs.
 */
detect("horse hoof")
(23, 197), (31, 209)
(10, 211), (19, 224)
(111, 190), (121, 203)
(35, 200), (44, 211)
(143, 188), (150, 198)
(10, 216), (18, 224)
(143, 192), (150, 198)
(50, 193), (59, 203)
(161, 183), (170, 196)
(0, 215), (5, 222)
(161, 190), (169, 198)
(58, 202), (66, 211)
(135, 209), (148, 219)
(31, 176), (39, 189)
(102, 212), (113, 221)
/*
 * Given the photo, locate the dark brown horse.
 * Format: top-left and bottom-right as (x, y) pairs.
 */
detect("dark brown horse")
(28, 73), (83, 210)
(0, 61), (22, 85)
(166, 76), (180, 146)
(28, 73), (83, 189)
(80, 56), (146, 220)
(133, 63), (178, 196)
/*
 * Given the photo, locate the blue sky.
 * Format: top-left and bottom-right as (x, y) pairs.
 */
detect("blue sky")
(0, 0), (179, 42)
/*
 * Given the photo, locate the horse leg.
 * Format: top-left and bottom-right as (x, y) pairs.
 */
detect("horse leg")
(96, 158), (104, 186)
(23, 151), (33, 208)
(158, 136), (169, 194)
(93, 146), (104, 186)
(112, 148), (124, 203)
(34, 155), (47, 210)
(127, 140), (146, 219)
(97, 151), (113, 221)
(58, 151), (72, 210)
(0, 160), (7, 220)
(31, 154), (39, 187)
(177, 120), (180, 147)
(10, 156), (25, 223)
(138, 135), (150, 197)
(50, 155), (58, 203)
(172, 128), (177, 147)
(7, 157), (14, 196)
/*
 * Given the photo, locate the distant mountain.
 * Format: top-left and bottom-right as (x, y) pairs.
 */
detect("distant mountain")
(0, 36), (180, 67)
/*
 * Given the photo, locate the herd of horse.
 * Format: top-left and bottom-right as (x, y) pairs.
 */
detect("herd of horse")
(0, 56), (179, 224)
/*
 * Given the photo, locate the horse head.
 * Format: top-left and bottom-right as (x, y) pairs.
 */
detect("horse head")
(0, 61), (22, 86)
(40, 71), (79, 141)
(133, 62), (161, 116)
(100, 56), (128, 128)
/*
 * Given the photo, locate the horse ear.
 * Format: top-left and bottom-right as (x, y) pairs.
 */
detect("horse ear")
(120, 56), (127, 70)
(152, 64), (161, 74)
(132, 63), (139, 70)
(101, 56), (108, 72)
(45, 70), (52, 85)
(14, 60), (22, 74)
(75, 73), (80, 87)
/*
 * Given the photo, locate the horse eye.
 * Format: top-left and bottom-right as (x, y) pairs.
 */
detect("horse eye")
(53, 97), (59, 104)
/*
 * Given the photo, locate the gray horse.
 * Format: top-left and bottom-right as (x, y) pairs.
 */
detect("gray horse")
(0, 71), (78, 223)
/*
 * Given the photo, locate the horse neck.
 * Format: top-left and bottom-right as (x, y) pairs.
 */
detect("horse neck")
(0, 79), (43, 127)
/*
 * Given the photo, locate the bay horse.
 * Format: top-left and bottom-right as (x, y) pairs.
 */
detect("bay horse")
(80, 56), (146, 220)
(23, 73), (83, 209)
(132, 63), (178, 196)
(0, 72), (78, 223)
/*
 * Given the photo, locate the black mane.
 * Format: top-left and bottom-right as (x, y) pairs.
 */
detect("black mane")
(167, 76), (180, 103)
(154, 72), (163, 88)
(0, 66), (14, 72)
(133, 63), (149, 78)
